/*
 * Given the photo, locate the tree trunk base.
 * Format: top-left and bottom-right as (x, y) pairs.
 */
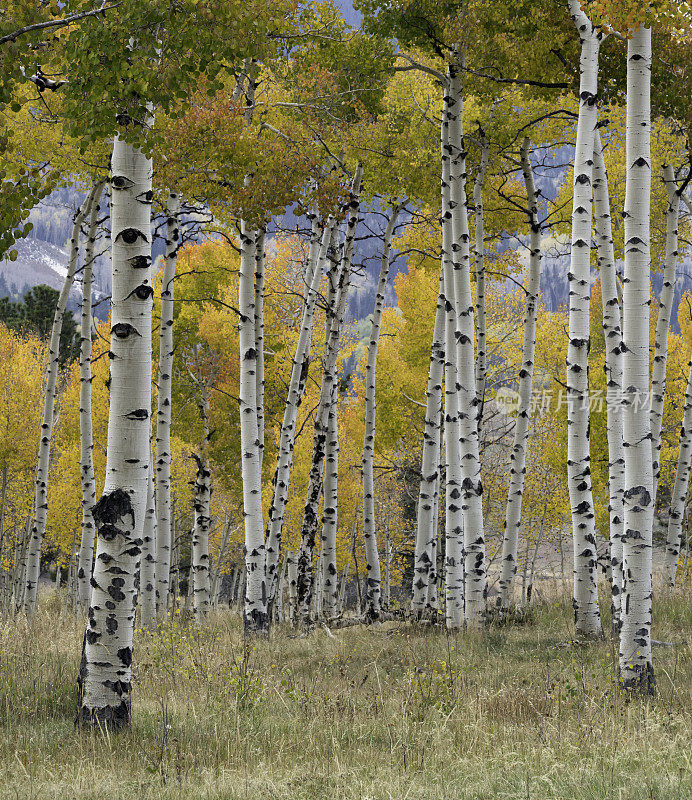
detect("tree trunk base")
(620, 662), (656, 696)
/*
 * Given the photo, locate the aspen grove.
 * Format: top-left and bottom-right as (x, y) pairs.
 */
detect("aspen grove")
(0, 0), (689, 796)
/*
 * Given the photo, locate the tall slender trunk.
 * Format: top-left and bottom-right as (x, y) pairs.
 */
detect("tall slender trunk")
(25, 186), (97, 613)
(254, 228), (266, 471)
(664, 356), (692, 586)
(619, 25), (655, 694)
(264, 218), (333, 602)
(448, 52), (486, 626)
(650, 165), (682, 505)
(321, 387), (340, 618)
(192, 387), (211, 618)
(411, 265), (445, 615)
(593, 128), (625, 633)
(474, 133), (489, 422)
(139, 466), (157, 629)
(77, 180), (105, 611)
(566, 1), (603, 638)
(155, 191), (179, 615)
(361, 204), (401, 622)
(238, 222), (268, 633)
(296, 165), (363, 625)
(498, 138), (543, 613)
(78, 133), (154, 728)
(441, 96), (464, 630)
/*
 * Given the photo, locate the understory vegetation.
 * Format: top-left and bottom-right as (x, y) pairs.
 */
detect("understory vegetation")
(1, 586), (689, 800)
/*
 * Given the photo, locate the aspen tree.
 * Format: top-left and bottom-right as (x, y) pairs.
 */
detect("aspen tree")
(498, 138), (542, 613)
(650, 165), (682, 505)
(664, 355), (692, 586)
(296, 165), (362, 625)
(238, 220), (268, 632)
(77, 179), (105, 612)
(139, 467), (157, 630)
(448, 51), (486, 626)
(361, 203), (402, 622)
(593, 129), (625, 632)
(155, 191), (179, 615)
(264, 218), (334, 604)
(25, 188), (95, 612)
(441, 98), (464, 630)
(411, 265), (445, 615)
(78, 129), (154, 727)
(619, 25), (655, 693)
(191, 387), (211, 618)
(254, 228), (266, 470)
(565, 0), (603, 638)
(321, 390), (340, 618)
(473, 132), (489, 420)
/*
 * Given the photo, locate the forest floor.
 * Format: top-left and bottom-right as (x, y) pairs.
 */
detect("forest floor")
(0, 586), (689, 800)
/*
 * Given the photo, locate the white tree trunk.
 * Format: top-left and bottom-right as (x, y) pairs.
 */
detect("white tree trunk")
(238, 220), (269, 632)
(77, 180), (105, 612)
(650, 165), (681, 505)
(139, 466), (157, 629)
(321, 388), (340, 618)
(498, 138), (542, 613)
(264, 218), (333, 603)
(155, 191), (179, 615)
(441, 95), (464, 630)
(664, 357), (692, 586)
(361, 204), (401, 622)
(566, 1), (603, 638)
(254, 228), (266, 470)
(296, 165), (363, 625)
(78, 134), (154, 727)
(192, 388), (211, 618)
(448, 53), (486, 626)
(619, 25), (655, 693)
(411, 265), (445, 615)
(474, 134), (489, 420)
(24, 189), (95, 612)
(593, 128), (625, 632)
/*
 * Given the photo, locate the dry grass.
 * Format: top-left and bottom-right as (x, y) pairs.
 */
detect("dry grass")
(0, 589), (689, 799)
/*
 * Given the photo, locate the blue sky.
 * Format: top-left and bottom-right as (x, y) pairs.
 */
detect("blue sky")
(335, 0), (361, 27)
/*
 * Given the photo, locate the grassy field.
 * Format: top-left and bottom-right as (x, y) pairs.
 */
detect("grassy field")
(0, 588), (689, 800)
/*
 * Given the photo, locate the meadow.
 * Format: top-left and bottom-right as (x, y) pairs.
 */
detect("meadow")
(1, 586), (689, 800)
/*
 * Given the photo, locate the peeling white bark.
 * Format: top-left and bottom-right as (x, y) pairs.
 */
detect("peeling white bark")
(566, 0), (603, 638)
(619, 25), (655, 693)
(498, 138), (542, 613)
(79, 132), (154, 728)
